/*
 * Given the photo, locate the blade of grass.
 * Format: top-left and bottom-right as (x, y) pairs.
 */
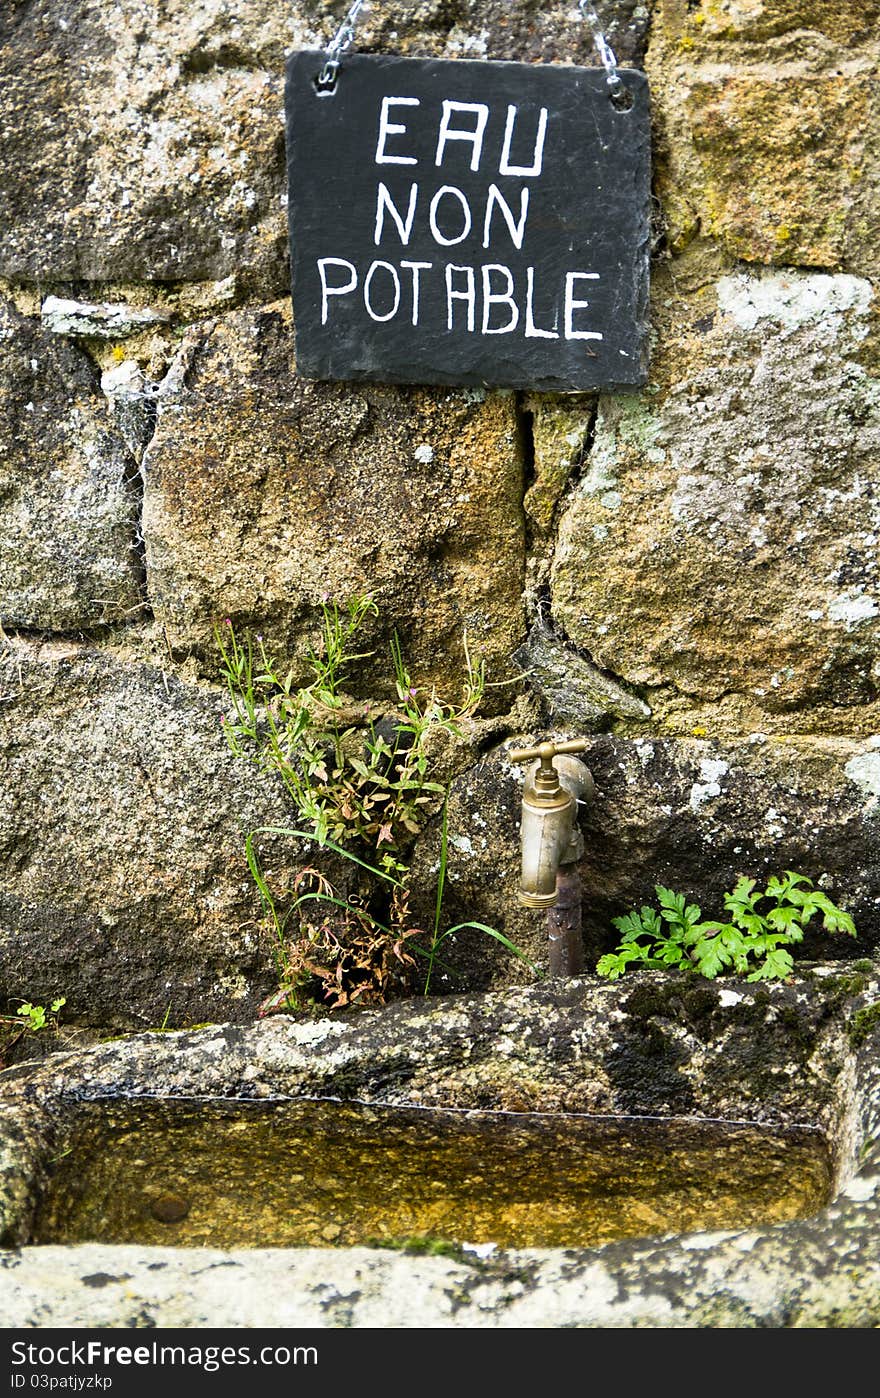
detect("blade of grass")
(245, 831), (287, 948)
(247, 824), (405, 888)
(438, 921), (540, 974)
(292, 890), (392, 936)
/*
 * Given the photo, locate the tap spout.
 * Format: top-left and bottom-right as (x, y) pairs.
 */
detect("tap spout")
(518, 782), (575, 908)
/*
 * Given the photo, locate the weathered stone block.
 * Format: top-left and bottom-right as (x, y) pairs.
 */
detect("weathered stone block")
(142, 303), (526, 703)
(41, 297), (170, 340)
(375, 0), (651, 66)
(0, 1), (649, 294)
(0, 638), (301, 1029)
(523, 394), (597, 539)
(550, 267), (880, 727)
(647, 3), (880, 275)
(655, 0), (880, 50)
(0, 1), (289, 293)
(685, 75), (874, 268)
(0, 300), (143, 631)
(512, 616), (652, 728)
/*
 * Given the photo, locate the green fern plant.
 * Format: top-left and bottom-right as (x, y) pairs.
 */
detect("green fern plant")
(597, 872), (856, 983)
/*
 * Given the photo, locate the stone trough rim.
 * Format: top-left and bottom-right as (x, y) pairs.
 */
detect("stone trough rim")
(1, 963), (879, 1328)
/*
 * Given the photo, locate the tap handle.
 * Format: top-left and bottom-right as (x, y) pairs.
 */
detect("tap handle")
(508, 737), (591, 797)
(508, 737), (591, 766)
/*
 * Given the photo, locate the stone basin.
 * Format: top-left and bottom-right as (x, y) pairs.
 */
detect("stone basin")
(1, 964), (879, 1328)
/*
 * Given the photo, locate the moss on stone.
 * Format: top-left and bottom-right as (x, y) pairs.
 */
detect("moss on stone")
(848, 1002), (880, 1050)
(365, 1233), (470, 1261)
(621, 978), (720, 1039)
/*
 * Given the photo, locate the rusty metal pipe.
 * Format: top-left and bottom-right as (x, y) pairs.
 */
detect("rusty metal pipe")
(547, 868), (584, 977)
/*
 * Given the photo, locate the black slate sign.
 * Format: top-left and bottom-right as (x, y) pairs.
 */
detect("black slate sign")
(285, 51), (651, 393)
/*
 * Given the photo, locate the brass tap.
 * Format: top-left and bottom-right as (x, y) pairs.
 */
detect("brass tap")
(509, 738), (594, 909)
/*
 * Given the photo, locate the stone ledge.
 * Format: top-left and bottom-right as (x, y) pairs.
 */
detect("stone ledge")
(1, 967), (878, 1326)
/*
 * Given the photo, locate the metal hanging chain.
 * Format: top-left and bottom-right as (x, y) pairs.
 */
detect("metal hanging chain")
(316, 1), (625, 98)
(578, 1), (625, 98)
(317, 0), (368, 88)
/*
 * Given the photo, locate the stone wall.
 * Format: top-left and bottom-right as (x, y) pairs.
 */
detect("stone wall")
(1, 0), (878, 1031)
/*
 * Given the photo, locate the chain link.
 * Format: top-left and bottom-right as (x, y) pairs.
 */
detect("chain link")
(317, 0), (368, 88)
(316, 1), (625, 99)
(578, 1), (624, 97)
